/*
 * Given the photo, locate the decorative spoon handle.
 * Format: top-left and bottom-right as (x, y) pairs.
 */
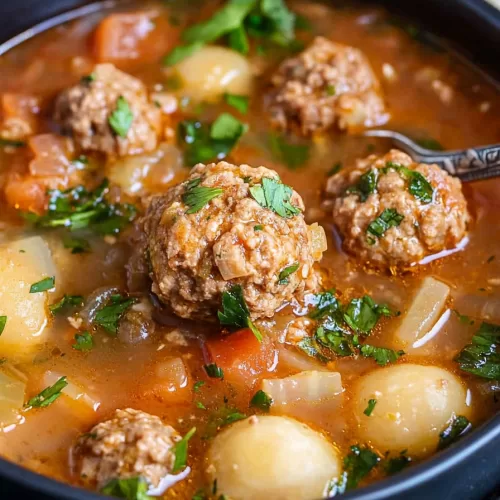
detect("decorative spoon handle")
(363, 130), (500, 183)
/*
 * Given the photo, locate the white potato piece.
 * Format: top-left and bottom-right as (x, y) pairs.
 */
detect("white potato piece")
(174, 46), (252, 101)
(395, 276), (450, 349)
(0, 369), (26, 429)
(0, 236), (57, 356)
(206, 415), (341, 500)
(262, 370), (342, 409)
(353, 364), (470, 457)
(44, 371), (100, 412)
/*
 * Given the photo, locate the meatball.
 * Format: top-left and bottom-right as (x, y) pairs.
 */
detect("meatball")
(267, 37), (388, 135)
(206, 415), (341, 500)
(74, 408), (181, 489)
(54, 64), (161, 156)
(143, 161), (325, 321)
(324, 149), (470, 269)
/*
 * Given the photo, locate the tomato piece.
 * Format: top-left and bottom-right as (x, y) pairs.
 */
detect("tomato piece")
(94, 11), (178, 64)
(203, 329), (277, 388)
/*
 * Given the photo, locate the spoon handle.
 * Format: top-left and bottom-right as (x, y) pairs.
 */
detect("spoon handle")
(414, 146), (500, 183)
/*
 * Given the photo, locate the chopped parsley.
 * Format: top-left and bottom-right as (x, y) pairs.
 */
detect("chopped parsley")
(343, 445), (380, 490)
(363, 399), (377, 416)
(72, 331), (94, 352)
(25, 376), (68, 409)
(383, 162), (434, 204)
(438, 415), (471, 450)
(454, 322), (500, 379)
(249, 177), (301, 218)
(193, 381), (205, 393)
(178, 115), (246, 166)
(29, 276), (55, 293)
(328, 162), (342, 176)
(182, 183), (224, 214)
(204, 363), (224, 379)
(384, 451), (411, 475)
(196, 401), (207, 410)
(343, 295), (391, 334)
(172, 427), (196, 473)
(296, 336), (329, 363)
(22, 179), (137, 235)
(218, 285), (262, 341)
(63, 235), (91, 254)
(453, 309), (474, 326)
(308, 289), (339, 320)
(109, 96), (133, 138)
(367, 208), (404, 238)
(278, 262), (299, 284)
(250, 390), (273, 411)
(0, 316), (6, 336)
(0, 137), (26, 148)
(346, 169), (378, 202)
(228, 25), (250, 54)
(49, 294), (84, 315)
(223, 93), (249, 114)
(100, 476), (151, 500)
(254, 224), (263, 231)
(326, 84), (336, 96)
(80, 73), (96, 84)
(162, 41), (204, 66)
(360, 344), (405, 366)
(487, 255), (495, 264)
(93, 294), (137, 335)
(269, 133), (310, 170)
(220, 410), (247, 426)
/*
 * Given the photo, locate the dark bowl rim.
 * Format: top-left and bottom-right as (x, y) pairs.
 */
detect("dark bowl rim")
(0, 1), (500, 499)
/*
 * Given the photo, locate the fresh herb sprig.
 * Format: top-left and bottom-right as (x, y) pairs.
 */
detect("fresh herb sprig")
(438, 415), (471, 450)
(171, 427), (196, 473)
(250, 390), (273, 411)
(93, 294), (137, 335)
(100, 476), (151, 500)
(25, 376), (68, 409)
(249, 177), (301, 218)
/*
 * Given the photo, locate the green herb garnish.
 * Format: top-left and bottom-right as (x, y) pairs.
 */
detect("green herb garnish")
(254, 224), (263, 231)
(172, 427), (196, 473)
(72, 331), (94, 352)
(269, 133), (309, 170)
(343, 295), (391, 334)
(250, 177), (301, 218)
(49, 294), (84, 315)
(109, 96), (133, 138)
(163, 41), (204, 66)
(363, 399), (377, 416)
(415, 137), (444, 151)
(384, 451), (411, 475)
(182, 184), (224, 214)
(210, 113), (247, 141)
(93, 294), (136, 335)
(100, 476), (151, 500)
(63, 235), (90, 254)
(204, 363), (224, 379)
(218, 285), (262, 341)
(250, 390), (273, 411)
(438, 415), (471, 450)
(367, 208), (404, 238)
(360, 344), (405, 366)
(228, 24), (250, 54)
(25, 376), (68, 409)
(346, 169), (378, 202)
(193, 381), (205, 393)
(278, 262), (299, 284)
(326, 84), (336, 96)
(30, 276), (55, 293)
(0, 316), (6, 336)
(224, 93), (249, 114)
(328, 162), (342, 176)
(0, 137), (26, 148)
(343, 445), (380, 490)
(383, 162), (434, 204)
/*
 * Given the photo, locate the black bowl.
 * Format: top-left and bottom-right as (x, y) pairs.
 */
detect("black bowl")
(0, 1), (499, 499)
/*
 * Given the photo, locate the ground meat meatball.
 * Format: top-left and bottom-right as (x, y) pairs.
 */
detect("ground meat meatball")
(267, 37), (388, 135)
(74, 408), (181, 489)
(143, 161), (325, 321)
(324, 149), (470, 270)
(54, 64), (161, 156)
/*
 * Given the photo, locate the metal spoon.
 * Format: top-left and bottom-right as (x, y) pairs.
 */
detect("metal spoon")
(363, 129), (500, 183)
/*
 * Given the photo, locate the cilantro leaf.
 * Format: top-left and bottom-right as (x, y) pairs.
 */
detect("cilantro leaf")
(269, 133), (309, 170)
(316, 326), (354, 357)
(93, 294), (137, 335)
(278, 262), (299, 284)
(100, 476), (151, 500)
(250, 390), (273, 411)
(360, 344), (405, 366)
(162, 41), (204, 66)
(109, 96), (133, 138)
(49, 294), (84, 316)
(261, 0), (296, 42)
(383, 162), (434, 204)
(0, 137), (26, 148)
(296, 337), (330, 363)
(224, 93), (249, 114)
(63, 235), (91, 254)
(30, 276), (55, 293)
(25, 376), (68, 409)
(455, 322), (500, 379)
(73, 331), (94, 352)
(228, 25), (250, 54)
(182, 185), (224, 214)
(343, 295), (391, 334)
(193, 381), (205, 393)
(346, 169), (378, 202)
(438, 415), (471, 451)
(308, 290), (339, 320)
(210, 113), (247, 141)
(367, 208), (404, 238)
(172, 427), (196, 473)
(343, 445), (380, 490)
(218, 285), (262, 342)
(363, 399), (377, 416)
(0, 316), (6, 336)
(204, 363), (224, 379)
(249, 177), (301, 218)
(384, 451), (411, 475)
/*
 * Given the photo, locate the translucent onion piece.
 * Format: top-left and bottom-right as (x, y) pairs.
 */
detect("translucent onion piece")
(214, 243), (250, 280)
(262, 370), (343, 407)
(395, 276), (450, 349)
(308, 223), (327, 261)
(43, 371), (100, 411)
(154, 358), (189, 393)
(0, 370), (26, 429)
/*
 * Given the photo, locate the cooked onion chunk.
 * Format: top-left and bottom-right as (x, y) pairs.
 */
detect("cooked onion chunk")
(142, 161), (325, 321)
(324, 149), (470, 269)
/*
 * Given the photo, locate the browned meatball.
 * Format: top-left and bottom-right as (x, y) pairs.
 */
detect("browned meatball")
(54, 64), (161, 156)
(324, 149), (470, 269)
(143, 161), (326, 321)
(74, 408), (181, 490)
(267, 37), (388, 136)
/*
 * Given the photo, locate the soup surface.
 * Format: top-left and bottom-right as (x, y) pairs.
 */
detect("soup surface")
(0, 1), (499, 499)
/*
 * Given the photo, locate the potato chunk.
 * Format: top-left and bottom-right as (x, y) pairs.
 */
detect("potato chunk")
(0, 236), (56, 356)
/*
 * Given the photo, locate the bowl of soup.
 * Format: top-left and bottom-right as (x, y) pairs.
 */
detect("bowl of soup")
(0, 0), (499, 499)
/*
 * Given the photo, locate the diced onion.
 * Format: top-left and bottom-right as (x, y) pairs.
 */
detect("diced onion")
(44, 371), (100, 411)
(262, 370), (343, 407)
(154, 358), (189, 393)
(395, 276), (450, 349)
(308, 223), (328, 261)
(0, 369), (26, 429)
(214, 243), (250, 280)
